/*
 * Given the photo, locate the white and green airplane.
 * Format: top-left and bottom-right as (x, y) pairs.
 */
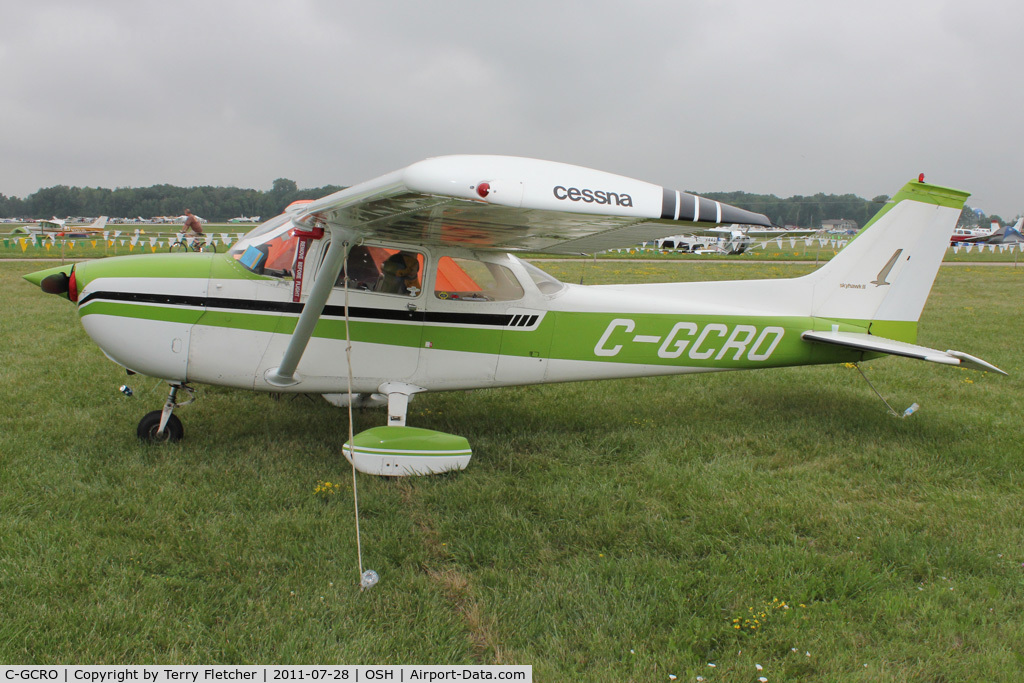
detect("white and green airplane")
(25, 156), (1005, 476)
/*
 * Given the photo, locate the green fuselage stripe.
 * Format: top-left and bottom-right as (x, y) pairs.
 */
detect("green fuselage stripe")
(80, 296), (869, 369)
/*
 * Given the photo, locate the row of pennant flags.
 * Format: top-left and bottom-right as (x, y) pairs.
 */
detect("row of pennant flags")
(949, 242), (1023, 254)
(3, 231), (247, 252)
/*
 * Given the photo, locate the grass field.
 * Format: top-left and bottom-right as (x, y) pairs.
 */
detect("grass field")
(2, 260), (1022, 679)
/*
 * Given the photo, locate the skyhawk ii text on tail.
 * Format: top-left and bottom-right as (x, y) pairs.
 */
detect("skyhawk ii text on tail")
(25, 156), (1005, 475)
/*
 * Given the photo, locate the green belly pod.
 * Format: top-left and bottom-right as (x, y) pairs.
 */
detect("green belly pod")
(343, 426), (472, 476)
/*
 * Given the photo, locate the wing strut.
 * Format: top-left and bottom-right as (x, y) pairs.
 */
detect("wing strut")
(265, 237), (350, 387)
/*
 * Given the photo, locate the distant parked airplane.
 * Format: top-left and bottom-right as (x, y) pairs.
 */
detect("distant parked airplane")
(13, 216), (108, 238)
(655, 225), (819, 254)
(959, 217), (1024, 245)
(950, 223), (996, 244)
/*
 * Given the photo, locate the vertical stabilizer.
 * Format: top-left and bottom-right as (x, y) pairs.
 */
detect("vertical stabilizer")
(804, 180), (968, 336)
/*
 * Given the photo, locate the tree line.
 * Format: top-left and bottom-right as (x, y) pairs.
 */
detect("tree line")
(0, 178), (344, 223)
(705, 190), (1002, 230)
(0, 179), (1001, 228)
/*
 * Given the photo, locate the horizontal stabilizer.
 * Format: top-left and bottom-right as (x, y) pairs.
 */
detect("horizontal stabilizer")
(801, 330), (1006, 375)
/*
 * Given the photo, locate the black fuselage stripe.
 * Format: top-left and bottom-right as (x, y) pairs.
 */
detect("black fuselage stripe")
(79, 290), (518, 327)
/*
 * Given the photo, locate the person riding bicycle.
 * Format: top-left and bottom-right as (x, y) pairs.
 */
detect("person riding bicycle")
(182, 209), (204, 239)
(168, 209), (215, 253)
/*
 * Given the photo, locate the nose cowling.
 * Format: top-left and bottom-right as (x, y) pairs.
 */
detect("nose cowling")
(26, 253), (218, 381)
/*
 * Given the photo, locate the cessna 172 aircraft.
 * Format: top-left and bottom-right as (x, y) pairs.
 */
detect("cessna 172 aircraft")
(25, 156), (1004, 476)
(14, 215), (108, 238)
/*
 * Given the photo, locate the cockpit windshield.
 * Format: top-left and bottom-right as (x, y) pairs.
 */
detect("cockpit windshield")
(232, 214), (291, 245)
(228, 217), (300, 278)
(511, 256), (566, 295)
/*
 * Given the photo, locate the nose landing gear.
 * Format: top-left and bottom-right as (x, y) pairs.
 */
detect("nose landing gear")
(137, 383), (194, 443)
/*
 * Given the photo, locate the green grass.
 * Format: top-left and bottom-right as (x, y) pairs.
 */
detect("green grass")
(2, 261), (1023, 679)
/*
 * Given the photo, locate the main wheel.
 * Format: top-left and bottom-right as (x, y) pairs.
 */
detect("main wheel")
(137, 410), (184, 443)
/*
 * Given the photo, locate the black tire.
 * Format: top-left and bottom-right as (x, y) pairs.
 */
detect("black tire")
(137, 410), (184, 443)
(199, 241), (218, 253)
(169, 240), (187, 253)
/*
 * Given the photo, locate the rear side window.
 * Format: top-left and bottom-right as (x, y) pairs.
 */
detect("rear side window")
(434, 256), (524, 302)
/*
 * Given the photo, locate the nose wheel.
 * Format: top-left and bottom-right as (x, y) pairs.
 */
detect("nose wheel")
(137, 411), (184, 442)
(137, 383), (194, 443)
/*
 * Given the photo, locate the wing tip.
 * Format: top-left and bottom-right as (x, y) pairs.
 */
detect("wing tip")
(945, 350), (1008, 376)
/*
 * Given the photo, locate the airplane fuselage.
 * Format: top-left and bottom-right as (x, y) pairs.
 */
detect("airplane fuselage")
(69, 243), (864, 397)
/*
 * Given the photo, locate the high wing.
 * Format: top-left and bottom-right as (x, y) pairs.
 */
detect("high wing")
(801, 330), (1007, 375)
(293, 155), (771, 254)
(263, 155), (772, 387)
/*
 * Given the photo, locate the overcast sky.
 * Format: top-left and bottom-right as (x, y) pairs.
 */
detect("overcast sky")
(3, 0), (1022, 216)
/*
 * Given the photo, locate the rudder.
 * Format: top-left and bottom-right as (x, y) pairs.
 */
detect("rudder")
(804, 179), (968, 341)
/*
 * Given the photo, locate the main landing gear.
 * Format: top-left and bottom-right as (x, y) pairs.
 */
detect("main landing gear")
(340, 383), (473, 477)
(137, 383), (195, 443)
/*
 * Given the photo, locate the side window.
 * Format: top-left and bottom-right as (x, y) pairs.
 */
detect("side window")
(434, 256), (525, 302)
(337, 246), (423, 296)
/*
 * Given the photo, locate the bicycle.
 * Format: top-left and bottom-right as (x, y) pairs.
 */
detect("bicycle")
(169, 235), (218, 253)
